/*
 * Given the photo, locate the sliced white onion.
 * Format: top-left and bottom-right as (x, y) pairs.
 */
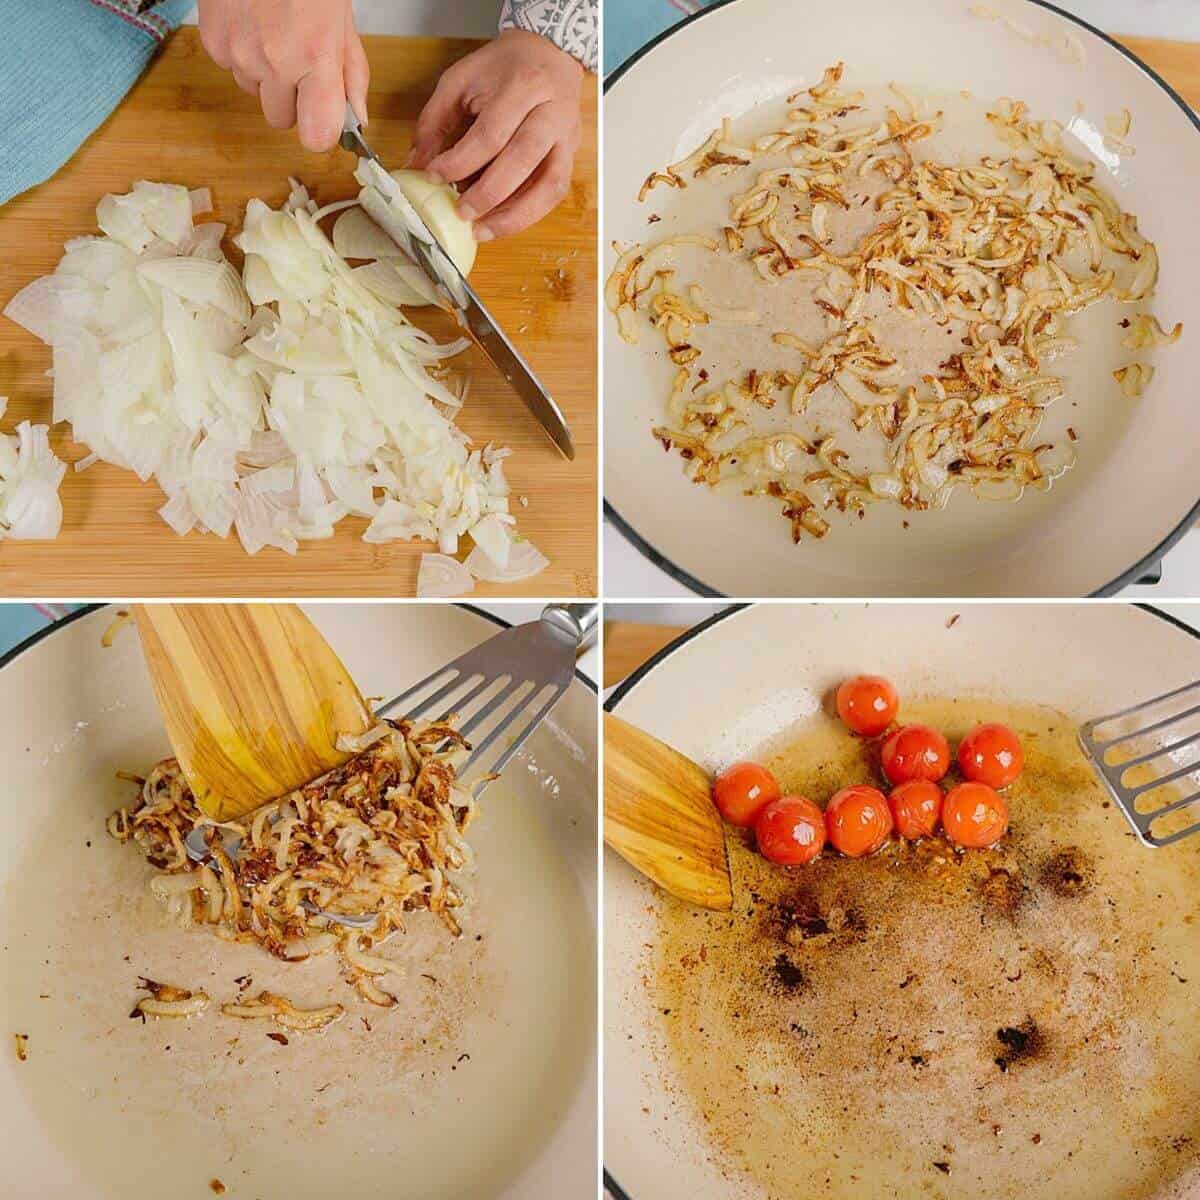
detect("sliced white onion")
(352, 260), (436, 307)
(416, 552), (474, 598)
(465, 539), (549, 583)
(469, 512), (512, 568)
(0, 419), (66, 539)
(332, 206), (406, 260)
(0, 176), (540, 584)
(137, 258), (251, 324)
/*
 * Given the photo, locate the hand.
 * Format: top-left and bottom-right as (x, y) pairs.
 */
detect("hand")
(198, 0), (369, 152)
(409, 30), (584, 242)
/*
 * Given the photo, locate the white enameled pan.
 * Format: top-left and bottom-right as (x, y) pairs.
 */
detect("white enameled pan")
(604, 0), (1200, 596)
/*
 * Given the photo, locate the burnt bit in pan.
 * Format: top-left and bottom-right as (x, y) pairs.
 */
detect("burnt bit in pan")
(978, 866), (1028, 918)
(647, 698), (1200, 1200)
(1039, 847), (1094, 897)
(768, 953), (807, 994)
(993, 1017), (1046, 1072)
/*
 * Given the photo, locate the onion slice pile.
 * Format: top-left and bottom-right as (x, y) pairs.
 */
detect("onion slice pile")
(2, 177), (547, 585)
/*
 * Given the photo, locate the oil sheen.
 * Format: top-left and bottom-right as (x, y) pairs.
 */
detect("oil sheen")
(651, 698), (1200, 1199)
(0, 777), (594, 1199)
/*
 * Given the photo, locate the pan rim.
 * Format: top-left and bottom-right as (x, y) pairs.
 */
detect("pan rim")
(603, 600), (1200, 1200)
(602, 0), (1200, 599)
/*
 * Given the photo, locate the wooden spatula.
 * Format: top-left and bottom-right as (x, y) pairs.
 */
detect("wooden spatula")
(604, 712), (733, 911)
(134, 604), (372, 822)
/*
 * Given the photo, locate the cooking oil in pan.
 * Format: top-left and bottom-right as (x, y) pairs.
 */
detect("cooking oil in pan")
(651, 698), (1200, 1200)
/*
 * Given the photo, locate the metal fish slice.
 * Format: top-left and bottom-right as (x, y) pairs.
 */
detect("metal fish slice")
(376, 603), (597, 785)
(1079, 679), (1200, 847)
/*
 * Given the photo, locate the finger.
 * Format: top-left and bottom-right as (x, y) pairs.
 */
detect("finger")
(343, 11), (370, 126)
(259, 77), (298, 130)
(198, 0), (233, 69)
(296, 54), (346, 152)
(425, 85), (534, 185)
(232, 65), (260, 96)
(409, 69), (467, 170)
(456, 113), (557, 222)
(474, 143), (574, 241)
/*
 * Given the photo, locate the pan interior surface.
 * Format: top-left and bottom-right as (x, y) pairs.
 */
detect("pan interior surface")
(605, 604), (1200, 1200)
(604, 0), (1200, 596)
(0, 606), (597, 1200)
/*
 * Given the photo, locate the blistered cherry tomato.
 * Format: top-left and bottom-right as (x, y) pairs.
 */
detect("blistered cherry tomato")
(943, 782), (1009, 848)
(835, 675), (900, 736)
(888, 779), (943, 839)
(958, 723), (1024, 790)
(713, 761), (781, 827)
(881, 723), (950, 786)
(756, 795), (827, 866)
(825, 784), (893, 858)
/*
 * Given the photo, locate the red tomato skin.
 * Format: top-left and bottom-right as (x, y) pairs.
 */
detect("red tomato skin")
(712, 762), (781, 827)
(835, 675), (900, 736)
(958, 724), (1024, 789)
(825, 784), (894, 857)
(943, 782), (1010, 848)
(888, 780), (943, 839)
(756, 795), (827, 866)
(880, 724), (951, 785)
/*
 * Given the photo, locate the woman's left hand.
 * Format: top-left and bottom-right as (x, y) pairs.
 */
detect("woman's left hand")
(408, 30), (584, 242)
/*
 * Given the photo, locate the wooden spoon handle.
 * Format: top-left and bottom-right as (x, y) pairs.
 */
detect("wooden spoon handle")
(604, 712), (732, 911)
(134, 604), (371, 821)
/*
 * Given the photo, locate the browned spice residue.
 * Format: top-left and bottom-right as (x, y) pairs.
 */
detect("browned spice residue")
(209, 1181), (226, 1196)
(647, 696), (1200, 1200)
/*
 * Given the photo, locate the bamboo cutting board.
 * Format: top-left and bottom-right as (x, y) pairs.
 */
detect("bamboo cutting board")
(0, 29), (597, 598)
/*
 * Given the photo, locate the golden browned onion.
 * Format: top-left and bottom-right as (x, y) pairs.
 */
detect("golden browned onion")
(108, 719), (477, 1008)
(605, 61), (1180, 539)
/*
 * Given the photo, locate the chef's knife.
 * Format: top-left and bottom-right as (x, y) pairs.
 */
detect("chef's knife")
(340, 104), (575, 460)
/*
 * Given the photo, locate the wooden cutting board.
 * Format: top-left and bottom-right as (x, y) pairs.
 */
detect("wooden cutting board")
(0, 28), (597, 598)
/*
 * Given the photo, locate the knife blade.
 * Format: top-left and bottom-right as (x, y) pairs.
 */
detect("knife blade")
(340, 105), (575, 460)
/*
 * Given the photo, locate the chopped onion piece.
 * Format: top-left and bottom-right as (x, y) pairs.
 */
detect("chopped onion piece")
(466, 538), (549, 583)
(417, 553), (475, 598)
(0, 416), (66, 539)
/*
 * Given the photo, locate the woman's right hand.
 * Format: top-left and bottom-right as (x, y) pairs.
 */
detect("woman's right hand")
(197, 0), (369, 152)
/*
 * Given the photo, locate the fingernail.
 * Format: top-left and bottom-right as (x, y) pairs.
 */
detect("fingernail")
(475, 225), (494, 243)
(458, 201), (478, 222)
(404, 149), (416, 166)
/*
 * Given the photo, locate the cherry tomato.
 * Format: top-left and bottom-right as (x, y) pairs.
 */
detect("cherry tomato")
(713, 761), (781, 827)
(881, 723), (950, 786)
(756, 795), (827, 866)
(825, 784), (894, 857)
(888, 779), (943, 839)
(835, 675), (900, 736)
(958, 723), (1024, 789)
(943, 782), (1009, 848)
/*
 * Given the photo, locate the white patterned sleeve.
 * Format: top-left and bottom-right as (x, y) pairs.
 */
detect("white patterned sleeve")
(499, 0), (599, 73)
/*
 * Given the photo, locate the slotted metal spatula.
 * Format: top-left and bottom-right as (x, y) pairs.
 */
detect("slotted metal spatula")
(376, 603), (597, 783)
(1078, 679), (1200, 848)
